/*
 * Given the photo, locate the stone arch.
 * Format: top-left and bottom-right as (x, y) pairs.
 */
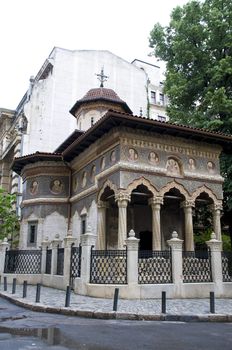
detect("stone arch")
(159, 181), (190, 200)
(191, 185), (218, 204)
(127, 177), (158, 197)
(97, 179), (118, 202)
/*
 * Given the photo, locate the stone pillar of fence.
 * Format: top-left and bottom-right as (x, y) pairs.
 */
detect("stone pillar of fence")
(51, 234), (62, 275)
(63, 230), (77, 287)
(79, 225), (97, 294)
(167, 231), (183, 297)
(206, 232), (223, 295)
(0, 238), (10, 274)
(41, 238), (50, 274)
(125, 229), (139, 293)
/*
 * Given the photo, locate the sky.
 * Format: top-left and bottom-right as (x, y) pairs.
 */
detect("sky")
(0, 0), (188, 110)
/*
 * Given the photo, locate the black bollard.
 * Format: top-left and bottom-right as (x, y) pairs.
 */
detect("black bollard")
(210, 291), (215, 314)
(113, 288), (119, 311)
(3, 276), (7, 291)
(35, 283), (41, 303)
(65, 285), (71, 307)
(12, 278), (16, 294)
(161, 291), (166, 314)
(23, 281), (27, 298)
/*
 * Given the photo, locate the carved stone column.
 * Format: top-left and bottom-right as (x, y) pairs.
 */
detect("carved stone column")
(182, 200), (195, 251)
(211, 203), (223, 241)
(97, 201), (109, 250)
(149, 197), (163, 251)
(115, 192), (130, 249)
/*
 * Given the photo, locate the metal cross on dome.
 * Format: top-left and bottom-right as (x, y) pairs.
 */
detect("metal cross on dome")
(96, 67), (109, 87)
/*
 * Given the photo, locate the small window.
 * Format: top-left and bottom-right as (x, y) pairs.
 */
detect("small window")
(150, 91), (156, 104)
(91, 117), (94, 126)
(81, 215), (87, 235)
(28, 221), (38, 246)
(159, 93), (165, 106)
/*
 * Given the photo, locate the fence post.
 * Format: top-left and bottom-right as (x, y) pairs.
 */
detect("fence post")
(79, 225), (97, 294)
(125, 229), (139, 296)
(167, 231), (183, 298)
(206, 232), (223, 296)
(51, 234), (62, 276)
(41, 238), (50, 274)
(0, 238), (10, 274)
(63, 231), (77, 288)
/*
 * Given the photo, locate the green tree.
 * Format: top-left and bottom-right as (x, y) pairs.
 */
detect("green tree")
(149, 0), (232, 246)
(149, 0), (232, 131)
(0, 188), (19, 244)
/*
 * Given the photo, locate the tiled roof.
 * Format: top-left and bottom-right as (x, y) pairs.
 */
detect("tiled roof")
(69, 88), (132, 116)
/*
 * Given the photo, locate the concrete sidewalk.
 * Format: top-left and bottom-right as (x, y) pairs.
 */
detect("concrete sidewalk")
(0, 283), (232, 322)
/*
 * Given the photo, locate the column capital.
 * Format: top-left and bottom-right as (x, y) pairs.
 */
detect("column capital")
(211, 202), (223, 211)
(180, 200), (195, 209)
(148, 196), (163, 207)
(115, 191), (130, 206)
(97, 200), (109, 209)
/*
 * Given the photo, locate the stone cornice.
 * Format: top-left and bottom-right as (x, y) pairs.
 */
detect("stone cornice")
(21, 197), (69, 207)
(120, 129), (222, 159)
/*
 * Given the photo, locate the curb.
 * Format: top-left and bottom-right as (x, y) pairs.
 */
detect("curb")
(0, 292), (232, 323)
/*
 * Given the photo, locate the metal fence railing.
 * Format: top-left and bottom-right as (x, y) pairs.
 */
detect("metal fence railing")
(4, 250), (41, 274)
(90, 248), (127, 284)
(138, 250), (172, 284)
(70, 245), (82, 287)
(183, 250), (212, 283)
(222, 251), (232, 282)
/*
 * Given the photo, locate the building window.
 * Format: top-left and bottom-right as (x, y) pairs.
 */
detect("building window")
(158, 115), (166, 122)
(150, 91), (156, 104)
(81, 215), (87, 235)
(159, 93), (165, 106)
(91, 117), (94, 126)
(28, 221), (38, 246)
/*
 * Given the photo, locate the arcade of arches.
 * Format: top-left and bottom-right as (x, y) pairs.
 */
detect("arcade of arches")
(97, 180), (222, 251)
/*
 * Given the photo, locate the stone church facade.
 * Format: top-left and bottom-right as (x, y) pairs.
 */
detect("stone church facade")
(12, 87), (231, 253)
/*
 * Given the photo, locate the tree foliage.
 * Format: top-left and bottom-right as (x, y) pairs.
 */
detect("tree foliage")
(149, 0), (232, 210)
(0, 188), (19, 242)
(149, 0), (232, 132)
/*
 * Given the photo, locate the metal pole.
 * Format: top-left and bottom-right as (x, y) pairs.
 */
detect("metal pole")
(113, 288), (119, 311)
(210, 291), (215, 314)
(12, 278), (16, 294)
(35, 283), (41, 303)
(23, 281), (27, 298)
(65, 285), (71, 307)
(3, 277), (7, 291)
(161, 291), (166, 314)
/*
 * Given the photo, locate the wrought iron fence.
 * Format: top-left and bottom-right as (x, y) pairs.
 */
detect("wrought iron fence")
(183, 250), (212, 283)
(138, 250), (172, 284)
(222, 251), (232, 282)
(4, 250), (41, 274)
(57, 247), (64, 276)
(90, 248), (127, 284)
(45, 248), (52, 274)
(70, 245), (82, 287)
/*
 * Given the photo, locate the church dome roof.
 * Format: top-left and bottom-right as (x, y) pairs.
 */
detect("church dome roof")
(70, 87), (132, 116)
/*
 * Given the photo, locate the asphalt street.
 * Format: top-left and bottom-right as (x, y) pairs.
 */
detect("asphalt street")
(0, 297), (232, 350)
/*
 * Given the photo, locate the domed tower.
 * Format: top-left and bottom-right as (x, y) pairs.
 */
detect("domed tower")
(69, 68), (132, 131)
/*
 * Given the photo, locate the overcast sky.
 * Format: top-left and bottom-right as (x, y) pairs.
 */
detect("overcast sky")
(0, 0), (188, 110)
